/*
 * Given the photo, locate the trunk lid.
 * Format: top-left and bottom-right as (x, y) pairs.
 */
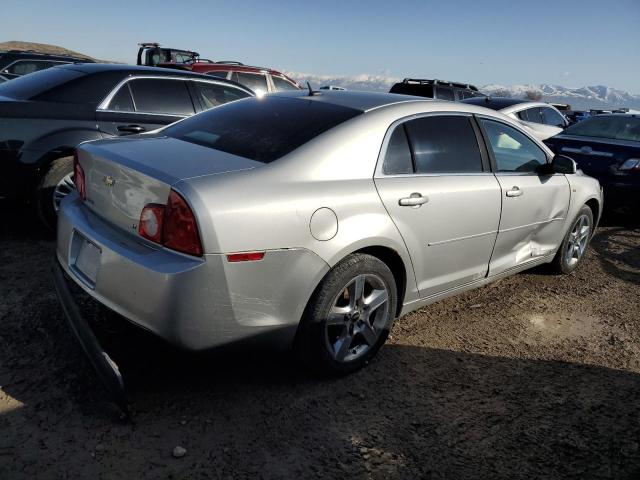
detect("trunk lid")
(77, 135), (261, 234)
(546, 134), (640, 176)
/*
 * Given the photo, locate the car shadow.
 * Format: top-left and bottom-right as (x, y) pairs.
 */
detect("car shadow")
(2, 307), (640, 479)
(590, 210), (640, 286)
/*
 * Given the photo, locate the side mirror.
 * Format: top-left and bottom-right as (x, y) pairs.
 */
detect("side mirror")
(552, 154), (577, 174)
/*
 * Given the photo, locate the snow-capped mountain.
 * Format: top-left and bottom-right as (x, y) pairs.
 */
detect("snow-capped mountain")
(287, 71), (640, 110)
(482, 84), (640, 110)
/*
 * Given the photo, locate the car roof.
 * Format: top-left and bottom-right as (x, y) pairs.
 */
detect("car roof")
(57, 62), (217, 78)
(460, 97), (536, 110)
(271, 90), (430, 112)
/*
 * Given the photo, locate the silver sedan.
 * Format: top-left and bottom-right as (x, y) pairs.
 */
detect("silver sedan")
(55, 91), (602, 375)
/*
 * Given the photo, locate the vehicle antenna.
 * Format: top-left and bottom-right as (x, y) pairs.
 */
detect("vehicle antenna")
(307, 82), (314, 96)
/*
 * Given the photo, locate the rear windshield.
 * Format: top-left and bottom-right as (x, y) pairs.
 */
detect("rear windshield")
(0, 67), (83, 100)
(163, 96), (362, 163)
(564, 115), (640, 142)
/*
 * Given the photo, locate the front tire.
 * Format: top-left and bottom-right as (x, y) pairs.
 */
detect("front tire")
(295, 253), (397, 376)
(35, 156), (74, 232)
(550, 205), (594, 274)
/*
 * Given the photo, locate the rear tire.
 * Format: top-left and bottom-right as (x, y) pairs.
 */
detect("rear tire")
(295, 253), (397, 376)
(550, 205), (594, 274)
(35, 156), (74, 232)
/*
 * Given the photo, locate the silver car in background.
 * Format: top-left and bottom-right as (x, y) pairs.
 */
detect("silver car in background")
(55, 91), (602, 375)
(463, 97), (570, 141)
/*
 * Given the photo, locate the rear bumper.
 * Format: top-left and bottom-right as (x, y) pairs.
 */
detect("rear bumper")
(56, 193), (330, 351)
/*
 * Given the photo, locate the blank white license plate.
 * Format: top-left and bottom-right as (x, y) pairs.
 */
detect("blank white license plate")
(75, 236), (101, 284)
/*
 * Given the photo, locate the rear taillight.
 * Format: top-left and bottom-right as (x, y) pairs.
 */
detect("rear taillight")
(138, 204), (165, 244)
(163, 190), (203, 256)
(138, 190), (203, 257)
(73, 151), (86, 200)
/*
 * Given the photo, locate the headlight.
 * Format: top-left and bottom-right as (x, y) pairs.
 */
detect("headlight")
(619, 158), (640, 171)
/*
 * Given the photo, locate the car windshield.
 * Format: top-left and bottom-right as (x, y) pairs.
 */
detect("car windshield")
(563, 115), (640, 142)
(163, 96), (362, 163)
(0, 66), (83, 100)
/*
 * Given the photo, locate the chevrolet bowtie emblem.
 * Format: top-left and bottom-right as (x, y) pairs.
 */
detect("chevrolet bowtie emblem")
(103, 175), (115, 187)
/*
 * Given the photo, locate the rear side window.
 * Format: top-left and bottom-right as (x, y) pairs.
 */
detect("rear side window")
(480, 119), (547, 172)
(383, 126), (413, 175)
(272, 76), (299, 91)
(389, 83), (434, 98)
(235, 72), (269, 93)
(206, 71), (229, 79)
(163, 96), (361, 163)
(5, 60), (67, 75)
(192, 82), (251, 110)
(541, 107), (566, 127)
(108, 84), (134, 111)
(523, 107), (543, 123)
(0, 67), (83, 100)
(128, 78), (195, 116)
(435, 87), (455, 101)
(404, 115), (483, 173)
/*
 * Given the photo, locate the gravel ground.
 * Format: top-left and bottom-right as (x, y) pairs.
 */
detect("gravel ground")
(0, 200), (639, 480)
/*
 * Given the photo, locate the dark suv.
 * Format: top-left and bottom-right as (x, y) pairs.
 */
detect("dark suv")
(389, 78), (484, 101)
(0, 50), (93, 81)
(0, 63), (253, 229)
(137, 43), (300, 94)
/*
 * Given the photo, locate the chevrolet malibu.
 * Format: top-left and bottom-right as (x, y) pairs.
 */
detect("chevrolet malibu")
(54, 91), (602, 375)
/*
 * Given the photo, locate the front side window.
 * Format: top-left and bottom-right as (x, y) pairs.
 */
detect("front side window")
(541, 107), (567, 127)
(163, 96), (361, 163)
(403, 115), (483, 173)
(480, 119), (547, 173)
(235, 72), (269, 94)
(272, 76), (299, 92)
(128, 78), (195, 116)
(383, 125), (413, 175)
(192, 82), (251, 110)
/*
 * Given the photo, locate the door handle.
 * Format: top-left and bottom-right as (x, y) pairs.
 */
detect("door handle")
(506, 186), (523, 197)
(399, 192), (429, 207)
(117, 124), (146, 134)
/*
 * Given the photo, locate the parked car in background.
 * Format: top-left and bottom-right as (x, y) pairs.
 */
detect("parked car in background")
(137, 42), (300, 95)
(0, 63), (253, 229)
(54, 91), (601, 400)
(462, 97), (569, 141)
(389, 78), (484, 101)
(545, 114), (640, 205)
(0, 49), (94, 80)
(320, 85), (346, 91)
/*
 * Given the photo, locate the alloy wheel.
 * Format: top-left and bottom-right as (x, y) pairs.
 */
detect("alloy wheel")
(325, 274), (390, 363)
(53, 173), (75, 212)
(564, 213), (591, 267)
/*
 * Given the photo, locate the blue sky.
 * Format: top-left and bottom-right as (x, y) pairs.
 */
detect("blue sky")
(4, 0), (640, 93)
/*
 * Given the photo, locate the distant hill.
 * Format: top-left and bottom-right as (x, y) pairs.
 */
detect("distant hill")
(0, 40), (97, 60)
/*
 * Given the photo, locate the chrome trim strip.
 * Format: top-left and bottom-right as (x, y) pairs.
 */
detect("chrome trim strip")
(96, 75), (250, 111)
(97, 109), (187, 118)
(427, 230), (497, 246)
(499, 217), (565, 233)
(561, 147), (614, 157)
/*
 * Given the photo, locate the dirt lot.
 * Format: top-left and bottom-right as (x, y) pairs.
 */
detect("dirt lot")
(0, 200), (639, 480)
